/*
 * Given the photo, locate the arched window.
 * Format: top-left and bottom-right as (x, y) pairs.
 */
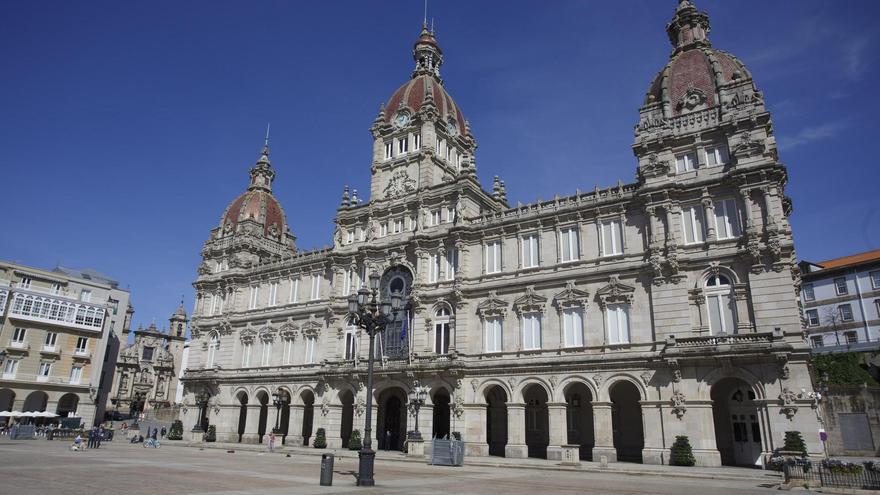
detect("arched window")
(434, 307), (452, 354)
(705, 274), (737, 334)
(207, 332), (219, 367)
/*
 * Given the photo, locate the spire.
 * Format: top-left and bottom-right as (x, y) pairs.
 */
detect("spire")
(412, 23), (443, 82)
(666, 0), (711, 54)
(248, 130), (276, 193)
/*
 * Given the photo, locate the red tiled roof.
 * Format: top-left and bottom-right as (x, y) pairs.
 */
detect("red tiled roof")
(815, 249), (880, 270)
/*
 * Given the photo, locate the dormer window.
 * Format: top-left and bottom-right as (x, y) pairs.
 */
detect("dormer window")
(675, 152), (697, 173)
(384, 142), (393, 160)
(397, 137), (409, 155)
(705, 145), (729, 167)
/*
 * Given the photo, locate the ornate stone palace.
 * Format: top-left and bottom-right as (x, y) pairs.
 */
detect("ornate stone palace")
(181, 1), (821, 466)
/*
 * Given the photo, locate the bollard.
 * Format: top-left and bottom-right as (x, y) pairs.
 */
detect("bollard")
(320, 453), (334, 486)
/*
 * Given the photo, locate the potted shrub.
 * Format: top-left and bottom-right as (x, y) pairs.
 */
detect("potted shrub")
(670, 435), (695, 466)
(348, 429), (362, 450)
(313, 428), (327, 448)
(167, 420), (183, 440)
(204, 425), (216, 442)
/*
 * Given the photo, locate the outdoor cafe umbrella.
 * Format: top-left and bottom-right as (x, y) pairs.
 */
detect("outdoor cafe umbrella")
(0, 411), (11, 417)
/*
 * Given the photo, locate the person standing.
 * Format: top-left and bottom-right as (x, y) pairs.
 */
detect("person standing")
(86, 428), (95, 449)
(384, 430), (392, 451)
(160, 426), (167, 438)
(268, 431), (276, 453)
(96, 427), (104, 449)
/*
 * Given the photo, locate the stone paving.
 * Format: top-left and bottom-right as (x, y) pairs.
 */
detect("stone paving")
(0, 438), (783, 494)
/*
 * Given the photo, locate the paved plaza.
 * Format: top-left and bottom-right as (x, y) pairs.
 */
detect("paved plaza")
(0, 439), (783, 494)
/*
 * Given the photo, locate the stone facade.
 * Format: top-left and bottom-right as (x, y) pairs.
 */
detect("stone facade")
(181, 1), (823, 467)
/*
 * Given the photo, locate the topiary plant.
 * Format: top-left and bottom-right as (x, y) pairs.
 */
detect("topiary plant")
(313, 427), (327, 448)
(670, 435), (695, 466)
(204, 424), (216, 442)
(167, 420), (183, 440)
(348, 429), (362, 450)
(782, 431), (807, 456)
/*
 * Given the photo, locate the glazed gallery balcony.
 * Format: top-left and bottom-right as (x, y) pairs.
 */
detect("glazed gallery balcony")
(7, 289), (106, 333)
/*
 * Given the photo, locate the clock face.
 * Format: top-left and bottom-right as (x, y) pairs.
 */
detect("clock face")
(394, 112), (410, 128)
(446, 118), (459, 136)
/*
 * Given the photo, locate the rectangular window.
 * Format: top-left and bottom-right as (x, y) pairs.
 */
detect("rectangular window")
(871, 271), (880, 289)
(522, 234), (539, 268)
(844, 331), (859, 344)
(393, 218), (403, 233)
(51, 283), (62, 294)
(434, 320), (450, 354)
(2, 359), (18, 379)
(413, 133), (421, 150)
(283, 339), (294, 365)
(310, 275), (321, 300)
(521, 314), (541, 350)
(290, 278), (299, 303)
(19, 277), (32, 288)
(445, 249), (458, 281)
(485, 318), (503, 353)
(806, 309), (820, 327)
(397, 137), (409, 155)
(675, 152), (697, 173)
(810, 335), (824, 348)
(803, 283), (815, 302)
(839, 304), (854, 322)
(38, 362), (51, 380)
(445, 144), (452, 162)
(559, 228), (579, 262)
(44, 331), (58, 348)
(456, 153), (463, 170)
(268, 282), (278, 307)
(429, 210), (441, 226)
(485, 241), (502, 274)
(601, 220), (623, 256)
(714, 199), (742, 240)
(12, 327), (26, 343)
(241, 343), (252, 367)
(380, 222), (388, 237)
(208, 294), (217, 316)
(249, 286), (259, 310)
(384, 142), (393, 160)
(429, 254), (440, 283)
(705, 145), (729, 167)
(681, 205), (705, 244)
(69, 366), (83, 384)
(707, 291), (737, 334)
(445, 206), (455, 224)
(345, 230), (354, 244)
(606, 304), (630, 345)
(261, 342), (271, 366)
(75, 337), (88, 354)
(80, 290), (92, 302)
(217, 293), (225, 314)
(304, 336), (317, 364)
(835, 277), (848, 296)
(142, 346), (154, 361)
(343, 269), (353, 295)
(344, 331), (357, 360)
(437, 138), (444, 155)
(358, 227), (366, 242)
(563, 308), (584, 347)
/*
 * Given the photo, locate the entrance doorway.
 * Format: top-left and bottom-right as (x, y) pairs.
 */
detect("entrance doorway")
(300, 389), (315, 446)
(432, 389), (451, 439)
(485, 385), (508, 457)
(523, 384), (549, 459)
(256, 391), (269, 443)
(340, 390), (354, 447)
(56, 393), (79, 419)
(610, 381), (643, 463)
(236, 391), (248, 443)
(0, 390), (14, 426)
(712, 378), (762, 466)
(564, 382), (594, 460)
(377, 388), (407, 451)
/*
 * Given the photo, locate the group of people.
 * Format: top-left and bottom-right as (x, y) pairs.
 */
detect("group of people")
(129, 426), (164, 447)
(71, 426), (109, 451)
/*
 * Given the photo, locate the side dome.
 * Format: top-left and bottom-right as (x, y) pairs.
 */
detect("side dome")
(639, 1), (763, 123)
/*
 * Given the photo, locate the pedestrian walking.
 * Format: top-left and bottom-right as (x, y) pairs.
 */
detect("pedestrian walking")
(96, 427), (104, 448)
(151, 428), (157, 441)
(87, 428), (95, 449)
(268, 431), (276, 453)
(160, 426), (167, 438)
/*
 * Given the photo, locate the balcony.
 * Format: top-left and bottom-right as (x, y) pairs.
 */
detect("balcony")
(72, 350), (92, 362)
(40, 345), (61, 357)
(5, 341), (30, 354)
(7, 289), (106, 333)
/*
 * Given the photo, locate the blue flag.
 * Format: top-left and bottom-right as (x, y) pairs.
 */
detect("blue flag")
(400, 313), (407, 341)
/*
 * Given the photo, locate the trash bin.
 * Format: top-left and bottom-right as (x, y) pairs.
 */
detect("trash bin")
(320, 453), (334, 486)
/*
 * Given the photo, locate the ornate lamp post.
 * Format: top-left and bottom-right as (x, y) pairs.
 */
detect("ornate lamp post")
(192, 391), (209, 432)
(272, 391), (288, 434)
(347, 271), (402, 487)
(407, 381), (428, 440)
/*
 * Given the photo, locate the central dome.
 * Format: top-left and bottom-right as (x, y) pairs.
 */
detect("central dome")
(384, 74), (468, 137)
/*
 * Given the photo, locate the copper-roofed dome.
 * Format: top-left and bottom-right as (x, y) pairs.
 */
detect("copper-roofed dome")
(642, 0), (756, 118)
(382, 25), (469, 137)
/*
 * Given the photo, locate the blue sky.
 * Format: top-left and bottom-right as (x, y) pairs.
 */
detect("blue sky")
(1, 0), (878, 331)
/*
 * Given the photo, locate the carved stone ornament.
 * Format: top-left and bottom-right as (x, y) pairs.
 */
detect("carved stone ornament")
(670, 391), (687, 419)
(678, 86), (707, 113)
(596, 276), (635, 309)
(592, 373), (605, 388)
(321, 399), (331, 417)
(239, 326), (257, 344)
(476, 291), (508, 320)
(640, 370), (655, 387)
(779, 387), (798, 420)
(451, 394), (465, 419)
(470, 378), (479, 393)
(383, 169), (417, 199)
(354, 397), (366, 417)
(549, 375), (559, 391)
(513, 286), (548, 316)
(507, 376), (518, 392)
(641, 153), (671, 179)
(732, 130), (766, 158)
(552, 281), (590, 311)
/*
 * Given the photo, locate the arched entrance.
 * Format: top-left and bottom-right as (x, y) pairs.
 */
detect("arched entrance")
(379, 267), (413, 360)
(485, 385), (508, 457)
(300, 389), (315, 446)
(564, 382), (594, 460)
(256, 391), (269, 443)
(340, 389), (354, 447)
(130, 391), (146, 417)
(277, 389), (291, 444)
(56, 393), (79, 419)
(377, 387), (407, 451)
(712, 377), (762, 467)
(610, 381), (643, 463)
(0, 389), (13, 426)
(432, 388), (451, 439)
(22, 391), (48, 413)
(523, 384), (549, 459)
(236, 391), (248, 443)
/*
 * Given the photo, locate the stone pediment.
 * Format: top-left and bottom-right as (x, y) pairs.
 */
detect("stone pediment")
(512, 286), (547, 315)
(301, 315), (323, 337)
(240, 326), (257, 344)
(596, 275), (635, 308)
(279, 320), (298, 340)
(476, 291), (507, 319)
(257, 324), (277, 342)
(552, 281), (590, 310)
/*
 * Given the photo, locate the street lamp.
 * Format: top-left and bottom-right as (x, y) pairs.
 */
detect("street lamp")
(272, 391), (288, 434)
(192, 391), (209, 433)
(407, 381), (429, 441)
(347, 271), (402, 487)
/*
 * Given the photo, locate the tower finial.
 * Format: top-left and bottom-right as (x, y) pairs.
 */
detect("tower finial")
(423, 0), (428, 28)
(264, 123), (271, 148)
(667, 0), (710, 53)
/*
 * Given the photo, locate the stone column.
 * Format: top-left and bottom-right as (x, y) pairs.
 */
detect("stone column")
(265, 404), (279, 439)
(463, 404), (488, 457)
(591, 401), (617, 462)
(214, 405), (240, 443)
(665, 204), (679, 245)
(323, 404), (343, 449)
(702, 197), (716, 241)
(546, 402), (568, 461)
(640, 401), (665, 465)
(286, 404), (304, 446)
(739, 188), (757, 231)
(505, 403), (528, 458)
(240, 404), (262, 444)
